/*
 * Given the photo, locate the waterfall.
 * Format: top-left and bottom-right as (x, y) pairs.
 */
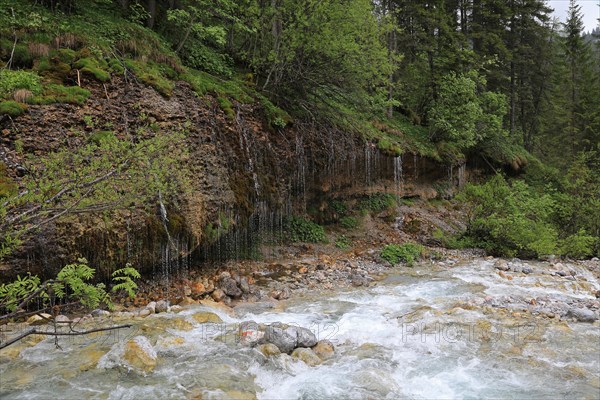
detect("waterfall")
(458, 163), (466, 188)
(393, 155), (403, 194)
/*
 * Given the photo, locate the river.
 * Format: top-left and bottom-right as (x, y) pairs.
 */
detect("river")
(1, 257), (599, 399)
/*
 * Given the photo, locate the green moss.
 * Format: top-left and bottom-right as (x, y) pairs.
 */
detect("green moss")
(0, 100), (27, 116)
(74, 56), (110, 82)
(57, 48), (77, 64)
(124, 59), (174, 97)
(182, 69), (253, 103)
(377, 138), (402, 157)
(107, 59), (125, 75)
(0, 40), (33, 69)
(28, 84), (90, 105)
(217, 96), (234, 119)
(34, 56), (72, 82)
(255, 93), (291, 129)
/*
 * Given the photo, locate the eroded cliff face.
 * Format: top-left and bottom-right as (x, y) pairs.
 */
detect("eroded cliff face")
(0, 77), (474, 280)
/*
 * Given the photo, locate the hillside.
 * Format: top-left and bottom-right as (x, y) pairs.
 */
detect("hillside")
(1, 0), (599, 280)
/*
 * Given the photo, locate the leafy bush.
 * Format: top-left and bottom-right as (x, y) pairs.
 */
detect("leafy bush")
(0, 101), (27, 116)
(459, 174), (558, 258)
(287, 217), (326, 243)
(340, 216), (359, 230)
(335, 235), (352, 249)
(0, 259), (139, 314)
(0, 70), (41, 99)
(381, 243), (423, 266)
(359, 193), (397, 213)
(560, 230), (596, 259)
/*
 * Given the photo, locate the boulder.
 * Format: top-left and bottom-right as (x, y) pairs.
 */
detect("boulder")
(291, 348), (321, 366)
(192, 312), (223, 324)
(122, 336), (157, 373)
(27, 313), (52, 325)
(264, 326), (297, 353)
(155, 300), (169, 313)
(211, 288), (227, 302)
(221, 277), (242, 298)
(312, 340), (335, 359)
(288, 326), (318, 348)
(494, 260), (510, 271)
(145, 301), (157, 314)
(567, 308), (597, 322)
(239, 321), (265, 346)
(258, 343), (281, 357)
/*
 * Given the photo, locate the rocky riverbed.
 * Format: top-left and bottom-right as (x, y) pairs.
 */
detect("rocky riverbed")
(1, 252), (599, 399)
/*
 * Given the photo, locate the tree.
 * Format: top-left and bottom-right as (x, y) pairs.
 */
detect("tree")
(237, 0), (392, 113)
(429, 71), (507, 150)
(0, 129), (190, 261)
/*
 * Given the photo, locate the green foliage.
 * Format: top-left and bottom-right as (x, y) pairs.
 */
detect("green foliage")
(381, 243), (423, 266)
(340, 216), (359, 230)
(287, 217), (326, 243)
(0, 69), (41, 99)
(125, 59), (175, 97)
(0, 273), (40, 313)
(359, 193), (397, 214)
(559, 230), (596, 259)
(335, 235), (352, 249)
(217, 96), (234, 119)
(429, 71), (508, 151)
(73, 57), (110, 81)
(329, 200), (348, 216)
(111, 264), (141, 299)
(0, 128), (191, 259)
(0, 258), (140, 315)
(459, 175), (558, 258)
(0, 100), (27, 116)
(28, 84), (90, 105)
(0, 163), (17, 198)
(88, 130), (114, 145)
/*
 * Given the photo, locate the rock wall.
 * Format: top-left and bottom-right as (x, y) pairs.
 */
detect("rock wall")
(0, 77), (473, 280)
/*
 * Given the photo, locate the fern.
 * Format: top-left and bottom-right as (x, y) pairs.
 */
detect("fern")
(0, 273), (41, 312)
(1, 259), (140, 316)
(111, 264), (141, 299)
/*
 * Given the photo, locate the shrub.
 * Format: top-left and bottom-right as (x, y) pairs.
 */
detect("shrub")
(381, 243), (423, 266)
(0, 69), (41, 99)
(340, 216), (359, 230)
(287, 216), (326, 243)
(359, 193), (397, 213)
(335, 235), (352, 249)
(458, 174), (558, 258)
(560, 230), (596, 259)
(0, 100), (27, 116)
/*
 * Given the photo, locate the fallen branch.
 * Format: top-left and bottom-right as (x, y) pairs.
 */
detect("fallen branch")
(0, 324), (133, 350)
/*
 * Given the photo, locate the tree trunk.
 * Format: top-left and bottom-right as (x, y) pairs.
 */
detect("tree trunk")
(146, 0), (157, 29)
